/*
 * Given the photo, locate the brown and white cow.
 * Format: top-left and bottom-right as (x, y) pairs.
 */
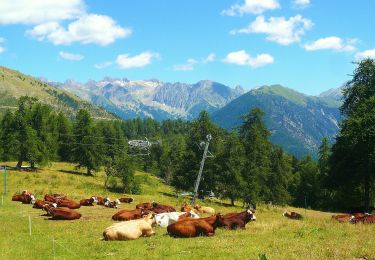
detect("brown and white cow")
(283, 211), (303, 220)
(167, 214), (222, 238)
(12, 191), (35, 204)
(80, 196), (98, 206)
(43, 205), (81, 220)
(33, 199), (54, 209)
(219, 209), (256, 229)
(349, 214), (375, 224)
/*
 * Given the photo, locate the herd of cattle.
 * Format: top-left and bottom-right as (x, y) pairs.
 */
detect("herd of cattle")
(11, 190), (375, 241)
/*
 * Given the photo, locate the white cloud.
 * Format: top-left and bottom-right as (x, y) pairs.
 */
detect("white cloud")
(356, 49), (375, 60)
(303, 37), (357, 52)
(173, 59), (198, 71)
(116, 51), (159, 69)
(0, 46), (5, 53)
(222, 0), (280, 16)
(203, 53), (216, 63)
(223, 50), (274, 68)
(26, 14), (131, 46)
(231, 15), (313, 45)
(95, 61), (113, 69)
(293, 0), (310, 8)
(0, 0), (85, 25)
(59, 51), (84, 61)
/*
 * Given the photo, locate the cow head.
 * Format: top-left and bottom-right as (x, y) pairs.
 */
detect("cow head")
(246, 209), (256, 221)
(189, 210), (200, 219)
(91, 196), (98, 203)
(152, 201), (158, 208)
(130, 197), (134, 203)
(282, 211), (288, 217)
(30, 195), (36, 203)
(115, 199), (121, 205)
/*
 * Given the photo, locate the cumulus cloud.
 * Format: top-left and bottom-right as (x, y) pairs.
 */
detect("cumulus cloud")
(59, 51), (84, 61)
(94, 61), (113, 69)
(293, 0), (310, 8)
(303, 37), (357, 52)
(223, 50), (274, 68)
(231, 15), (313, 45)
(222, 0), (280, 16)
(172, 59), (198, 71)
(26, 14), (131, 46)
(356, 49), (375, 60)
(116, 52), (159, 69)
(203, 53), (216, 63)
(0, 0), (85, 25)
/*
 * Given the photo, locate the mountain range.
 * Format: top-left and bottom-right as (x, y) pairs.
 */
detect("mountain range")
(46, 78), (244, 121)
(44, 77), (344, 157)
(0, 65), (345, 157)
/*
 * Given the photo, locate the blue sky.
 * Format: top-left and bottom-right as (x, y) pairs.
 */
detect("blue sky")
(0, 0), (374, 95)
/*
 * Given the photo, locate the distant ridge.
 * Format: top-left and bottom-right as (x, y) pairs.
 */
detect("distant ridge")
(47, 78), (245, 121)
(212, 85), (342, 157)
(0, 66), (117, 120)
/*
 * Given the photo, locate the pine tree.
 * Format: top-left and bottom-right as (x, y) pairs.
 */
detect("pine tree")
(73, 109), (103, 175)
(239, 108), (272, 207)
(329, 58), (375, 211)
(216, 132), (245, 205)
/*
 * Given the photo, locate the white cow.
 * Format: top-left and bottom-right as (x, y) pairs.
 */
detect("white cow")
(154, 210), (200, 228)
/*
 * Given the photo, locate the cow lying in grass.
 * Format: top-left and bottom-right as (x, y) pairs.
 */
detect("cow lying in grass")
(283, 211), (303, 220)
(97, 197), (118, 208)
(43, 204), (81, 220)
(12, 190), (35, 204)
(219, 209), (256, 230)
(332, 213), (366, 223)
(349, 214), (375, 224)
(103, 213), (155, 241)
(55, 198), (81, 209)
(44, 194), (66, 202)
(33, 200), (55, 209)
(181, 202), (199, 214)
(194, 204), (215, 215)
(80, 196), (98, 206)
(112, 208), (150, 221)
(167, 214), (222, 238)
(154, 211), (200, 228)
(117, 197), (134, 203)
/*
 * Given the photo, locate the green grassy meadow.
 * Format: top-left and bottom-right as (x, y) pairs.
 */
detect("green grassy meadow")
(0, 162), (374, 260)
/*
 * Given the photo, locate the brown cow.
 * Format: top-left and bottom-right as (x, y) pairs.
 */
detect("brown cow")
(56, 198), (81, 209)
(44, 194), (66, 202)
(136, 202), (153, 209)
(80, 196), (98, 206)
(12, 191), (35, 204)
(331, 213), (366, 223)
(219, 209), (256, 229)
(181, 202), (199, 214)
(112, 208), (149, 221)
(43, 205), (81, 220)
(283, 211), (303, 220)
(33, 200), (55, 209)
(349, 214), (375, 224)
(97, 197), (112, 206)
(151, 202), (176, 213)
(167, 214), (222, 238)
(117, 197), (134, 203)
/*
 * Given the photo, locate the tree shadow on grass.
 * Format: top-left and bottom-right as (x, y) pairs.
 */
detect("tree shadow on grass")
(58, 169), (92, 177)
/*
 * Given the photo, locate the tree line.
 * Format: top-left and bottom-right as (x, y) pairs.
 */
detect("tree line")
(0, 59), (374, 211)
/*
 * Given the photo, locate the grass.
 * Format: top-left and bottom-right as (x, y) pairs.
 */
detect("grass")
(0, 162), (375, 260)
